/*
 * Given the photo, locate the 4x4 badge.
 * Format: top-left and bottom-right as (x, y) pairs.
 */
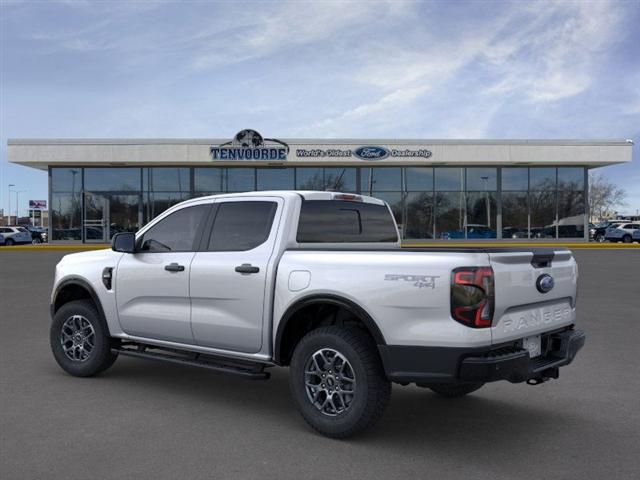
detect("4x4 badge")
(385, 274), (439, 289)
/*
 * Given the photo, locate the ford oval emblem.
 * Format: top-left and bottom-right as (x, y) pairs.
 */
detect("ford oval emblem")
(354, 146), (389, 160)
(536, 274), (554, 294)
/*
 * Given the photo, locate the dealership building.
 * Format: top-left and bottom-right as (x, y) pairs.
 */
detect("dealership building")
(7, 131), (633, 243)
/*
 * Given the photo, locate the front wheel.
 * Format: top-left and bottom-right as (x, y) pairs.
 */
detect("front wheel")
(595, 233), (605, 243)
(289, 326), (391, 438)
(5, 238), (14, 246)
(50, 300), (118, 377)
(32, 237), (42, 244)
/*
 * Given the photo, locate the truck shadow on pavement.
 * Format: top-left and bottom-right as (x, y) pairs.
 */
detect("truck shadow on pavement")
(82, 356), (585, 450)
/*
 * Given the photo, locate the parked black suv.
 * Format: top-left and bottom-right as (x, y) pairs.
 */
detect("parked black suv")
(20, 225), (48, 244)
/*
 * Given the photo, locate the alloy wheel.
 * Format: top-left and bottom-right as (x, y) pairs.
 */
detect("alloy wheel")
(304, 348), (356, 416)
(60, 315), (96, 362)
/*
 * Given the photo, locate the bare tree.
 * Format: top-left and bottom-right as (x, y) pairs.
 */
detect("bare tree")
(589, 172), (627, 221)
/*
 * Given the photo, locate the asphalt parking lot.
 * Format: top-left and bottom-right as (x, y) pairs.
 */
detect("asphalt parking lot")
(1, 249), (639, 480)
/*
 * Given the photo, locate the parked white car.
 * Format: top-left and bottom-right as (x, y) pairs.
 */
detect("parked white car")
(0, 226), (33, 246)
(605, 223), (640, 243)
(49, 191), (584, 438)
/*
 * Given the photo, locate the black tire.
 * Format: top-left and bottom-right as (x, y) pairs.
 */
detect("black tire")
(289, 326), (391, 438)
(427, 382), (484, 398)
(50, 300), (118, 377)
(622, 235), (632, 243)
(32, 237), (42, 244)
(595, 233), (605, 243)
(5, 238), (14, 246)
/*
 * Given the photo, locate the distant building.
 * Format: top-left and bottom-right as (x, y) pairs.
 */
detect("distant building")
(7, 131), (634, 243)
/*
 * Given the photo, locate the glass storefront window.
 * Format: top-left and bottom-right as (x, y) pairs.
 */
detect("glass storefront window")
(530, 190), (556, 238)
(371, 191), (403, 231)
(405, 167), (433, 191)
(194, 168), (224, 192)
(361, 168), (402, 192)
(558, 167), (584, 191)
(530, 168), (556, 191)
(227, 168), (255, 192)
(466, 168), (497, 191)
(435, 168), (464, 191)
(325, 168), (357, 192)
(47, 164), (589, 243)
(502, 192), (528, 239)
(296, 168), (324, 190)
(145, 168), (190, 192)
(502, 168), (528, 191)
(558, 191), (585, 238)
(51, 168), (82, 193)
(466, 192), (497, 238)
(51, 192), (81, 240)
(256, 168), (294, 190)
(84, 168), (141, 192)
(404, 192), (434, 239)
(435, 192), (465, 239)
(145, 192), (190, 221)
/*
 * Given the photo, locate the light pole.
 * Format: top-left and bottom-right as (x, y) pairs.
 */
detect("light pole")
(15, 190), (26, 224)
(8, 184), (15, 225)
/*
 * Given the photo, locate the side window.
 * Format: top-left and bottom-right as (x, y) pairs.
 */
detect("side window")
(207, 201), (277, 252)
(139, 204), (210, 252)
(297, 200), (399, 243)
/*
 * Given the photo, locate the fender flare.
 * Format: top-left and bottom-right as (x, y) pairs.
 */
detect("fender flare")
(273, 294), (386, 365)
(51, 276), (107, 327)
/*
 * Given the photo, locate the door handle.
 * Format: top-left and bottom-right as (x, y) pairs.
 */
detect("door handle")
(164, 263), (185, 272)
(235, 264), (260, 274)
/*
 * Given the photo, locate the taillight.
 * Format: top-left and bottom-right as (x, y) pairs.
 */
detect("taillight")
(450, 267), (494, 328)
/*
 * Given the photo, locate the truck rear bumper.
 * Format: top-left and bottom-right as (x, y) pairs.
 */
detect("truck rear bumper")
(379, 328), (585, 384)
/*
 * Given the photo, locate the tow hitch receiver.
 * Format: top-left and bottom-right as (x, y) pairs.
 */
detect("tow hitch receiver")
(526, 367), (560, 385)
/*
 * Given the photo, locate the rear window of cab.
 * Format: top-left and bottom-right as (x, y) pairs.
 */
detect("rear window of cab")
(297, 200), (398, 243)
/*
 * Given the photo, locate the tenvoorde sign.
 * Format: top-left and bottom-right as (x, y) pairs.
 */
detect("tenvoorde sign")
(211, 129), (289, 160)
(211, 131), (434, 162)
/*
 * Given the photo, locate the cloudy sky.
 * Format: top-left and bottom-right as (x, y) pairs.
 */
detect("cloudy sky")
(1, 0), (639, 215)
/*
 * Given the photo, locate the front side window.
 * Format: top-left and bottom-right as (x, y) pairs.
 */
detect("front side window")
(139, 204), (210, 252)
(207, 201), (278, 252)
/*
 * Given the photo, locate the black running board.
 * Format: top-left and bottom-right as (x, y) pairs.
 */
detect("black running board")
(112, 344), (270, 380)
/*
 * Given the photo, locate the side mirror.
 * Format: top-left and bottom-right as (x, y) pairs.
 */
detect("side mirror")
(112, 232), (136, 253)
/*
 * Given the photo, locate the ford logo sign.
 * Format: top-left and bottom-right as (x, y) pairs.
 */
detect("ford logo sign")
(354, 146), (389, 160)
(536, 274), (554, 294)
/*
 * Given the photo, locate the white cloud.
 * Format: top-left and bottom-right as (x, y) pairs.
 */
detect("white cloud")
(483, 0), (622, 102)
(189, 1), (412, 71)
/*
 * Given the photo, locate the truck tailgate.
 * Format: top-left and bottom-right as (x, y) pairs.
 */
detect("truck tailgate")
(489, 249), (577, 344)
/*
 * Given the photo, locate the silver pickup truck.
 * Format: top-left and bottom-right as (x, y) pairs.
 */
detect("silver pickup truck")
(50, 191), (585, 438)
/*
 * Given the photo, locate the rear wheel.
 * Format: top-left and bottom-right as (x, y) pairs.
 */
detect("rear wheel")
(50, 300), (118, 377)
(622, 234), (632, 243)
(289, 326), (391, 438)
(426, 382), (484, 398)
